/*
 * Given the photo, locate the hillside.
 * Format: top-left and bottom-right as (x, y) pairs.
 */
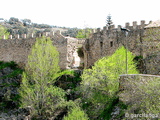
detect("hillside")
(0, 17), (79, 38)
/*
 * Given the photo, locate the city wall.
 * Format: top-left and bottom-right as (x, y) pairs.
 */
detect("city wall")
(119, 74), (160, 116)
(83, 20), (160, 75)
(0, 31), (82, 69)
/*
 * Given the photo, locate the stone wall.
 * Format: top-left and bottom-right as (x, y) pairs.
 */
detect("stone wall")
(83, 20), (160, 74)
(118, 74), (160, 118)
(0, 31), (81, 69)
(66, 36), (81, 68)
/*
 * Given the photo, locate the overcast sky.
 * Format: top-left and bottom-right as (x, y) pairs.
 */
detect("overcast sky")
(1, 0), (160, 28)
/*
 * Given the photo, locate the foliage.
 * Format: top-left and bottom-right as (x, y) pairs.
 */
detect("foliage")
(98, 97), (119, 120)
(18, 27), (28, 35)
(63, 101), (89, 120)
(21, 19), (31, 26)
(26, 36), (60, 81)
(106, 14), (113, 26)
(0, 61), (23, 79)
(1, 17), (82, 38)
(19, 37), (69, 118)
(9, 17), (19, 24)
(32, 23), (52, 28)
(142, 28), (160, 74)
(76, 28), (92, 39)
(0, 61), (17, 70)
(139, 78), (160, 114)
(56, 70), (82, 90)
(80, 46), (138, 119)
(0, 61), (23, 109)
(81, 46), (138, 96)
(0, 25), (10, 39)
(1, 69), (23, 79)
(63, 28), (79, 37)
(119, 75), (160, 119)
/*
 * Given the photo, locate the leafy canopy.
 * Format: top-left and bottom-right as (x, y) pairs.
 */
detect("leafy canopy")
(81, 46), (138, 96)
(63, 101), (89, 120)
(0, 25), (9, 39)
(19, 37), (67, 118)
(76, 28), (92, 39)
(80, 46), (138, 118)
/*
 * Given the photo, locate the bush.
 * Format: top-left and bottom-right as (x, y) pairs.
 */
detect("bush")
(80, 46), (138, 119)
(19, 37), (69, 118)
(63, 101), (89, 120)
(0, 61), (23, 110)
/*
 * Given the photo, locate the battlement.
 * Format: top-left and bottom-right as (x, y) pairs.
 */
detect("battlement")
(124, 20), (148, 29)
(0, 30), (62, 40)
(0, 29), (84, 70)
(92, 20), (150, 35)
(83, 19), (160, 75)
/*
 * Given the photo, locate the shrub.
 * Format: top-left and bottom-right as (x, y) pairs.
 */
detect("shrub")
(19, 37), (69, 118)
(80, 46), (138, 119)
(63, 101), (89, 120)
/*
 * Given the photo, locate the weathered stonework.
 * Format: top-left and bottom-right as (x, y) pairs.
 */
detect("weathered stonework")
(119, 74), (160, 118)
(0, 31), (81, 69)
(83, 20), (160, 74)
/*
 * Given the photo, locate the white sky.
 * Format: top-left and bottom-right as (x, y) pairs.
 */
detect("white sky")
(1, 0), (160, 28)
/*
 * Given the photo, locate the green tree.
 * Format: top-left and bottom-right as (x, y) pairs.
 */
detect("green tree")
(9, 17), (19, 24)
(63, 101), (89, 120)
(106, 14), (113, 26)
(0, 25), (9, 39)
(76, 28), (92, 39)
(80, 46), (138, 119)
(19, 37), (68, 118)
(21, 19), (31, 26)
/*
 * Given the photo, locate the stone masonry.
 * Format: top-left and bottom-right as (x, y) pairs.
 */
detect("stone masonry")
(119, 74), (160, 118)
(0, 31), (82, 69)
(83, 20), (160, 75)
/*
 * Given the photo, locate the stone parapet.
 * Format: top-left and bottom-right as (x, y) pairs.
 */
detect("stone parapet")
(118, 74), (160, 117)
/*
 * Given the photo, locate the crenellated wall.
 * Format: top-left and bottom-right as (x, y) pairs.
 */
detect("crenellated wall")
(0, 31), (82, 69)
(83, 20), (160, 74)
